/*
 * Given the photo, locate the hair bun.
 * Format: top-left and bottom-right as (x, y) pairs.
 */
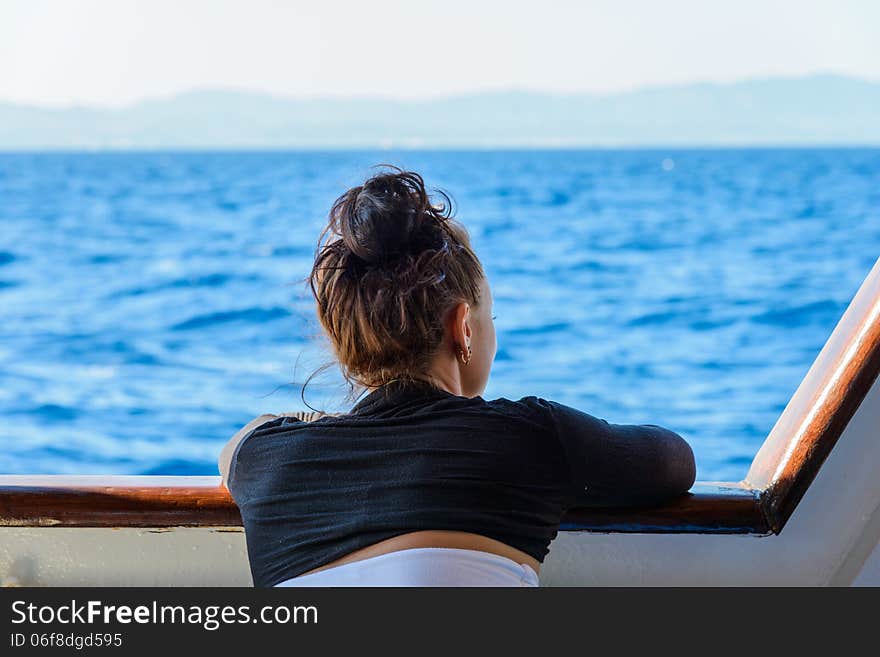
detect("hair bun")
(330, 167), (453, 266)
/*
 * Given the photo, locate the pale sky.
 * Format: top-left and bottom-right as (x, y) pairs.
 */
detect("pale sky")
(1, 0), (878, 107)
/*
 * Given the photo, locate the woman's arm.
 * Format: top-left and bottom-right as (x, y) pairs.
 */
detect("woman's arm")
(218, 413), (279, 489)
(218, 411), (336, 488)
(543, 400), (696, 507)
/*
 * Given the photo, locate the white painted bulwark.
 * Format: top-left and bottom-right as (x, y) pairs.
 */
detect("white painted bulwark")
(0, 528), (251, 587)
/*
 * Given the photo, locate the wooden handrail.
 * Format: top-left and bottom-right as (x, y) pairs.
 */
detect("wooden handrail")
(1, 257), (878, 536)
(747, 256), (880, 532)
(0, 475), (769, 533)
(0, 476), (240, 527)
(560, 482), (768, 534)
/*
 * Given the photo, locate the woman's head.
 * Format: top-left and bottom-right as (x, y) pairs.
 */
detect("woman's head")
(308, 166), (495, 399)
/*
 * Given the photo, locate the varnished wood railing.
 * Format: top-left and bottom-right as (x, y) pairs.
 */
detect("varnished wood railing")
(2, 257), (879, 536)
(0, 476), (768, 533)
(745, 256), (880, 532)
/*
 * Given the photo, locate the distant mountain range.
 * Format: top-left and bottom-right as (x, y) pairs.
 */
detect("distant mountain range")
(2, 74), (879, 149)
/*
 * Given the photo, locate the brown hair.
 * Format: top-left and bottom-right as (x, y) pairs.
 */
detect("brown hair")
(305, 165), (485, 401)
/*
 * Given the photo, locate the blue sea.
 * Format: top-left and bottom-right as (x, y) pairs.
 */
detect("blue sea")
(1, 149), (878, 481)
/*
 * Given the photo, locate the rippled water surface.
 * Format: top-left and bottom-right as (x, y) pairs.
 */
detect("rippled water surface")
(1, 149), (878, 479)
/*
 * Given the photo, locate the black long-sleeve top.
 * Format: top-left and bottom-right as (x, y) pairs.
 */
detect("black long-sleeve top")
(227, 378), (696, 587)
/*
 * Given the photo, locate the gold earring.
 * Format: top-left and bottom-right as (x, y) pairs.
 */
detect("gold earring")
(459, 344), (472, 365)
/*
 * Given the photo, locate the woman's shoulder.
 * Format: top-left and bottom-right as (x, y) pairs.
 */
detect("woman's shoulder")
(481, 393), (558, 426)
(481, 394), (616, 436)
(249, 411), (342, 433)
(485, 393), (550, 409)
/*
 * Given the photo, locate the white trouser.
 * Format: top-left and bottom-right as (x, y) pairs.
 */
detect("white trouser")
(274, 547), (540, 587)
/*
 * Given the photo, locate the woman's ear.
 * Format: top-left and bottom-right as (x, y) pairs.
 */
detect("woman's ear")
(449, 301), (471, 353)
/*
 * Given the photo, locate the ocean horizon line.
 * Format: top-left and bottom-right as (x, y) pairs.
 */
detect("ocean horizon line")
(3, 143), (880, 154)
